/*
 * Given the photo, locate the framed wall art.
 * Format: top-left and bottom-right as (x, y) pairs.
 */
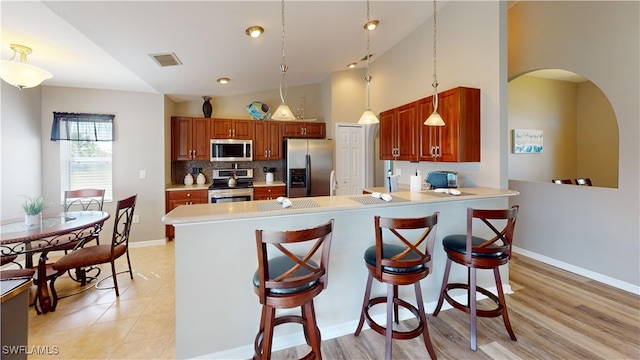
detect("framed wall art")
(512, 129), (543, 153)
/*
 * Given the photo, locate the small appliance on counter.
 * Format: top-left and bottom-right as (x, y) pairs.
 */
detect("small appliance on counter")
(426, 171), (458, 189)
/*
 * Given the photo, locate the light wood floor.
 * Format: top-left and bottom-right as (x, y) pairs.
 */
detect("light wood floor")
(25, 243), (639, 359)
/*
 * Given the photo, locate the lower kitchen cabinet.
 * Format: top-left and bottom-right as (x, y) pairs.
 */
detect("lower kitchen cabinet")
(165, 189), (208, 240)
(253, 186), (286, 200)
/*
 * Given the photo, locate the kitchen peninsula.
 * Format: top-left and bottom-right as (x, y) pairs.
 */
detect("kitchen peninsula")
(163, 187), (518, 359)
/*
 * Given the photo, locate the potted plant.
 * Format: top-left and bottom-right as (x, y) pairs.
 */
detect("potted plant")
(22, 196), (47, 227)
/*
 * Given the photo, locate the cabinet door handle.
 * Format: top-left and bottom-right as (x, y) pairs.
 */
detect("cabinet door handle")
(232, 129), (236, 137)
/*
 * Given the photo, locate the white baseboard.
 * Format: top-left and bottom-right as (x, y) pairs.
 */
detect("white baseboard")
(512, 246), (640, 295)
(197, 285), (511, 359)
(129, 238), (168, 248)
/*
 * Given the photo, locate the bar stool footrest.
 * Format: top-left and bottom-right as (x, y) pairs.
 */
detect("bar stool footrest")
(444, 283), (504, 318)
(364, 296), (425, 340)
(253, 314), (319, 360)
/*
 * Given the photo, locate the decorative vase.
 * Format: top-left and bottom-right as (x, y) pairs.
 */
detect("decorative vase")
(202, 96), (213, 118)
(184, 173), (194, 185)
(25, 213), (42, 228)
(196, 172), (206, 185)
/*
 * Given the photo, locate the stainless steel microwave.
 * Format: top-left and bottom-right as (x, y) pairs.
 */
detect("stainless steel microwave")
(210, 139), (252, 161)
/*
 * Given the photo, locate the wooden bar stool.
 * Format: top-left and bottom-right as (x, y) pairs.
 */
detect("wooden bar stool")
(433, 206), (519, 351)
(253, 219), (334, 360)
(354, 213), (439, 360)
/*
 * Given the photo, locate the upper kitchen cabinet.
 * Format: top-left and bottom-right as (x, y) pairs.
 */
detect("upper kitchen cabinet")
(379, 102), (419, 161)
(211, 118), (254, 139)
(418, 87), (480, 162)
(282, 121), (326, 138)
(254, 121), (283, 160)
(171, 116), (210, 161)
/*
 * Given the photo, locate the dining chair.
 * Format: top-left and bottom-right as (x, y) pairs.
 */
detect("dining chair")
(575, 178), (593, 186)
(552, 179), (572, 184)
(50, 194), (137, 311)
(0, 255), (35, 280)
(31, 189), (107, 291)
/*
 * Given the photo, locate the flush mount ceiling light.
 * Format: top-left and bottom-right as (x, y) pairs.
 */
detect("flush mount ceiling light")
(0, 44), (52, 90)
(364, 19), (379, 31)
(217, 77), (230, 84)
(347, 62), (357, 69)
(424, 0), (445, 126)
(358, 0), (379, 125)
(245, 26), (264, 38)
(271, 0), (296, 121)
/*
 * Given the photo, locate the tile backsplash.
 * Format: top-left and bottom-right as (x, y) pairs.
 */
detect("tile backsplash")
(171, 160), (284, 184)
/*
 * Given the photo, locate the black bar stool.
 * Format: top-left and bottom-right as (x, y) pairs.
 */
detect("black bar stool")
(253, 219), (334, 360)
(354, 213), (439, 360)
(433, 206), (519, 351)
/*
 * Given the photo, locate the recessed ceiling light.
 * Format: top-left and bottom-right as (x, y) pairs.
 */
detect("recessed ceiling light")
(364, 20), (379, 31)
(347, 63), (357, 69)
(217, 78), (230, 84)
(245, 26), (264, 38)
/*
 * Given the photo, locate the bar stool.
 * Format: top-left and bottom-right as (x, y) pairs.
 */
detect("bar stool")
(433, 206), (519, 351)
(252, 219), (334, 360)
(354, 213), (439, 360)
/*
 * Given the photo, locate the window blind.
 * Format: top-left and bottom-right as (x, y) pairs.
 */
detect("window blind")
(51, 112), (114, 141)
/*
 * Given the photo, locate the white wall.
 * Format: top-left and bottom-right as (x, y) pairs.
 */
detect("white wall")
(508, 1), (639, 288)
(370, 1), (505, 189)
(40, 87), (166, 243)
(0, 82), (43, 219)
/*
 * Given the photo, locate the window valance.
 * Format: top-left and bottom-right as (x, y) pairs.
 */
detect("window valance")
(50, 112), (114, 141)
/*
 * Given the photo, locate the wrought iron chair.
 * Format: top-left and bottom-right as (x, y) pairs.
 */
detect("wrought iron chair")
(50, 195), (136, 311)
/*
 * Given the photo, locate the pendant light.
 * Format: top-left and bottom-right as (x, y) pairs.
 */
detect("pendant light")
(358, 0), (379, 125)
(1, 44), (52, 90)
(271, 0), (296, 121)
(424, 0), (445, 126)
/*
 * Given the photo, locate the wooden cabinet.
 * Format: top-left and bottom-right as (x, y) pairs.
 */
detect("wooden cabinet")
(253, 186), (286, 200)
(380, 87), (480, 163)
(171, 117), (210, 161)
(211, 118), (254, 139)
(418, 87), (480, 162)
(254, 121), (283, 160)
(379, 103), (419, 161)
(165, 189), (208, 239)
(282, 121), (326, 138)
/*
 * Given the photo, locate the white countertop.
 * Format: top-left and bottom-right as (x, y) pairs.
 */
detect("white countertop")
(165, 183), (210, 191)
(162, 187), (518, 225)
(252, 181), (285, 187)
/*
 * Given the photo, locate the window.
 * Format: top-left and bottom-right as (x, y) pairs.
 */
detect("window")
(51, 112), (114, 202)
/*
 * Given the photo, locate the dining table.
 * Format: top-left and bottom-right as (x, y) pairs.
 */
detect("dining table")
(0, 210), (110, 314)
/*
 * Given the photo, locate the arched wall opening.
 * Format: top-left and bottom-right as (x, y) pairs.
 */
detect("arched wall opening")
(508, 69), (619, 188)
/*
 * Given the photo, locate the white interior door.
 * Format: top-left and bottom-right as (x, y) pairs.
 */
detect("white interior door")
(335, 124), (365, 195)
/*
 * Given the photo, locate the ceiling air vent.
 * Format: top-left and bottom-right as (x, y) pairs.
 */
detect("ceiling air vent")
(149, 52), (182, 67)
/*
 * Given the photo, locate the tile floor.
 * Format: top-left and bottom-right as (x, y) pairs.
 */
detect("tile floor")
(26, 242), (175, 359)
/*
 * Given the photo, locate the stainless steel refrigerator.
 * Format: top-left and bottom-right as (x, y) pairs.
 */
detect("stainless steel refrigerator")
(284, 138), (334, 198)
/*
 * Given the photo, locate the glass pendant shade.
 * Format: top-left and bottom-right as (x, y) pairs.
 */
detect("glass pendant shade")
(272, 103), (296, 121)
(1, 44), (52, 90)
(424, 110), (445, 126)
(358, 110), (379, 124)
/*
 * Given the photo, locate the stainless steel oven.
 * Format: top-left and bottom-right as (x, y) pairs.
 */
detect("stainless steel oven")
(208, 169), (254, 203)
